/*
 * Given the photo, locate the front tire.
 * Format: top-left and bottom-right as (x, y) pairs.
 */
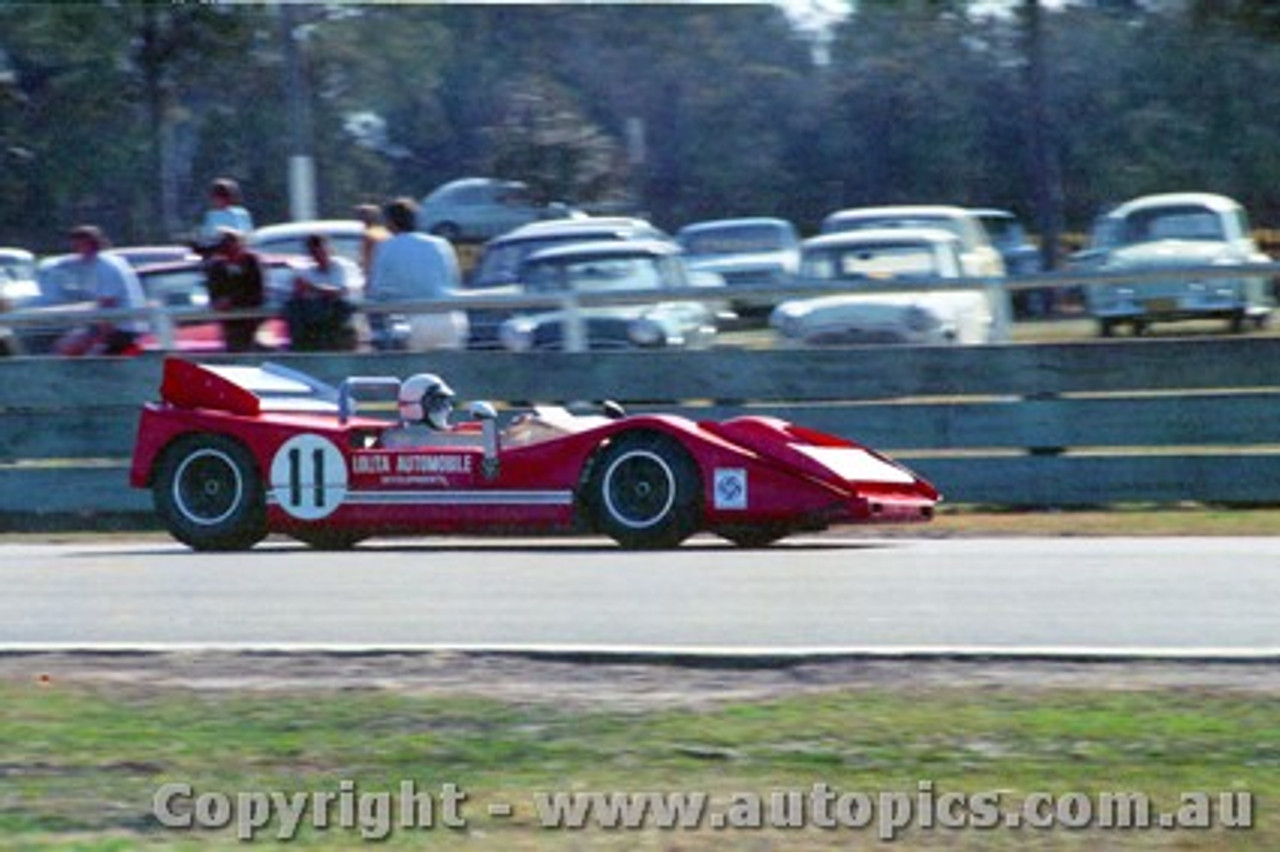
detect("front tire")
(586, 432), (701, 549)
(291, 531), (365, 550)
(153, 434), (266, 551)
(718, 525), (789, 548)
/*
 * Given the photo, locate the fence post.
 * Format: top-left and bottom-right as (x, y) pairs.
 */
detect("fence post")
(560, 291), (587, 353)
(988, 277), (1013, 343)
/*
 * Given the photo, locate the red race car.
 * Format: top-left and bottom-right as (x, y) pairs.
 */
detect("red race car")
(130, 358), (939, 550)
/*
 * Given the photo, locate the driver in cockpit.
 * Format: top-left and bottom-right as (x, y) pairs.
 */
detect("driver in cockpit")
(380, 373), (472, 448)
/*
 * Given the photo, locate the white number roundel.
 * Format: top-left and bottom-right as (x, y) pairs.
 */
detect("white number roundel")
(269, 434), (348, 520)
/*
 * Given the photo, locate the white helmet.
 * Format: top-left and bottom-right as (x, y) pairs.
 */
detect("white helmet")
(399, 373), (455, 430)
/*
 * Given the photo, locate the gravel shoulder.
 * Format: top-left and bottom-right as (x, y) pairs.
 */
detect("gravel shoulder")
(4, 651), (1280, 709)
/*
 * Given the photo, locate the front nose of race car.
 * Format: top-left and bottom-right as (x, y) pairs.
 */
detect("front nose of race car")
(788, 440), (939, 523)
(702, 417), (939, 525)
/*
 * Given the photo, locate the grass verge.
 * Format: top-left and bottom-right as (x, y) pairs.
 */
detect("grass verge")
(0, 669), (1274, 850)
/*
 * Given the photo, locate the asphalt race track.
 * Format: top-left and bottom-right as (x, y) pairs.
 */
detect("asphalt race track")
(1, 536), (1277, 654)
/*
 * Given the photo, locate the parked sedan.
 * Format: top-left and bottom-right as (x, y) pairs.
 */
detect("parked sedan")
(0, 248), (39, 355)
(418, 177), (582, 242)
(465, 216), (671, 348)
(820, 205), (1006, 278)
(497, 240), (717, 351)
(970, 208), (1056, 317)
(676, 217), (801, 318)
(249, 220), (366, 268)
(1082, 192), (1273, 335)
(770, 229), (995, 346)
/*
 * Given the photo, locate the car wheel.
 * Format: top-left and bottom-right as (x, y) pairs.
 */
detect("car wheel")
(1098, 319), (1116, 338)
(586, 431), (701, 549)
(153, 434), (267, 551)
(291, 531), (365, 550)
(1228, 311), (1247, 334)
(718, 525), (789, 548)
(431, 222), (461, 242)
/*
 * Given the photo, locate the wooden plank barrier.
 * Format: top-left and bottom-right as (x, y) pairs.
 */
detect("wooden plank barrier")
(2, 338), (1279, 521)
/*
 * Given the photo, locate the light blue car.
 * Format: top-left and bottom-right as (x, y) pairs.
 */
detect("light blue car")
(418, 177), (582, 242)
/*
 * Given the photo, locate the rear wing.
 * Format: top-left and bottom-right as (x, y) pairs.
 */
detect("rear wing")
(159, 358), (341, 415)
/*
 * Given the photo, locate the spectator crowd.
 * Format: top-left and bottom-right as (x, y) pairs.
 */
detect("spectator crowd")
(47, 177), (468, 357)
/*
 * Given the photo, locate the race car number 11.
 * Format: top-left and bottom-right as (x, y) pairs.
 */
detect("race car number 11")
(269, 434), (348, 520)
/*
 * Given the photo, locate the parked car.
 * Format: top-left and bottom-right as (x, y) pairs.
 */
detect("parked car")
(970, 209), (1040, 275)
(497, 240), (718, 351)
(418, 177), (583, 242)
(134, 259), (293, 352)
(1082, 192), (1273, 336)
(1, 248), (37, 289)
(248, 220), (366, 268)
(770, 228), (995, 346)
(1068, 209), (1123, 272)
(18, 254), (321, 354)
(112, 245), (201, 268)
(464, 216), (671, 348)
(0, 248), (39, 355)
(820, 205), (1006, 279)
(675, 217), (801, 318)
(970, 208), (1057, 317)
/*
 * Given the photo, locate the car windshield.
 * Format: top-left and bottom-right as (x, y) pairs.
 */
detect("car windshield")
(680, 224), (791, 256)
(1120, 206), (1226, 244)
(526, 256), (667, 293)
(802, 244), (942, 279)
(978, 216), (1024, 245)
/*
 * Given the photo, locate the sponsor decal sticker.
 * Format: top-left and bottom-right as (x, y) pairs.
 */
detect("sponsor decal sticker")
(713, 468), (748, 510)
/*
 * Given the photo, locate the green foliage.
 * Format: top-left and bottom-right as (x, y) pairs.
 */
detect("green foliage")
(1, 3), (1278, 251)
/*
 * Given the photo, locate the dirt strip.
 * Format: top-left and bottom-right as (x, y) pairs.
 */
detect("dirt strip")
(2, 652), (1279, 710)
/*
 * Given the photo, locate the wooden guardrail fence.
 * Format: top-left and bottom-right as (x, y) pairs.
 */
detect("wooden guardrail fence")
(2, 338), (1279, 525)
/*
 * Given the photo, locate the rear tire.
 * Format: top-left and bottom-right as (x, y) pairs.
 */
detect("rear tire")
(153, 434), (266, 551)
(586, 432), (701, 549)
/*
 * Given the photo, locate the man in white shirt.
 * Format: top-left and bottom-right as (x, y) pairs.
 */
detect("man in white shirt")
(55, 225), (149, 356)
(368, 197), (468, 350)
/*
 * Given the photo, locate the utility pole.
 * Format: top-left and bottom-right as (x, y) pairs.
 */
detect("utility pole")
(280, 4), (317, 221)
(1024, 0), (1064, 270)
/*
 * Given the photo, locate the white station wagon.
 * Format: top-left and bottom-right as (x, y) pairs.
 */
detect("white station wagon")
(770, 228), (997, 346)
(1083, 192), (1273, 335)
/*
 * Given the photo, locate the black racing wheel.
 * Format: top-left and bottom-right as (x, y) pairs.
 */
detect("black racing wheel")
(153, 434), (267, 551)
(718, 525), (789, 548)
(291, 531), (366, 550)
(586, 431), (701, 549)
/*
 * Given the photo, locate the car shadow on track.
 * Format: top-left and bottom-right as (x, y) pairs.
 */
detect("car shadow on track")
(107, 535), (897, 557)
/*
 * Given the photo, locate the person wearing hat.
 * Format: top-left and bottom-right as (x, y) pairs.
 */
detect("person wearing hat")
(54, 225), (148, 356)
(198, 177), (254, 247)
(204, 227), (265, 352)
